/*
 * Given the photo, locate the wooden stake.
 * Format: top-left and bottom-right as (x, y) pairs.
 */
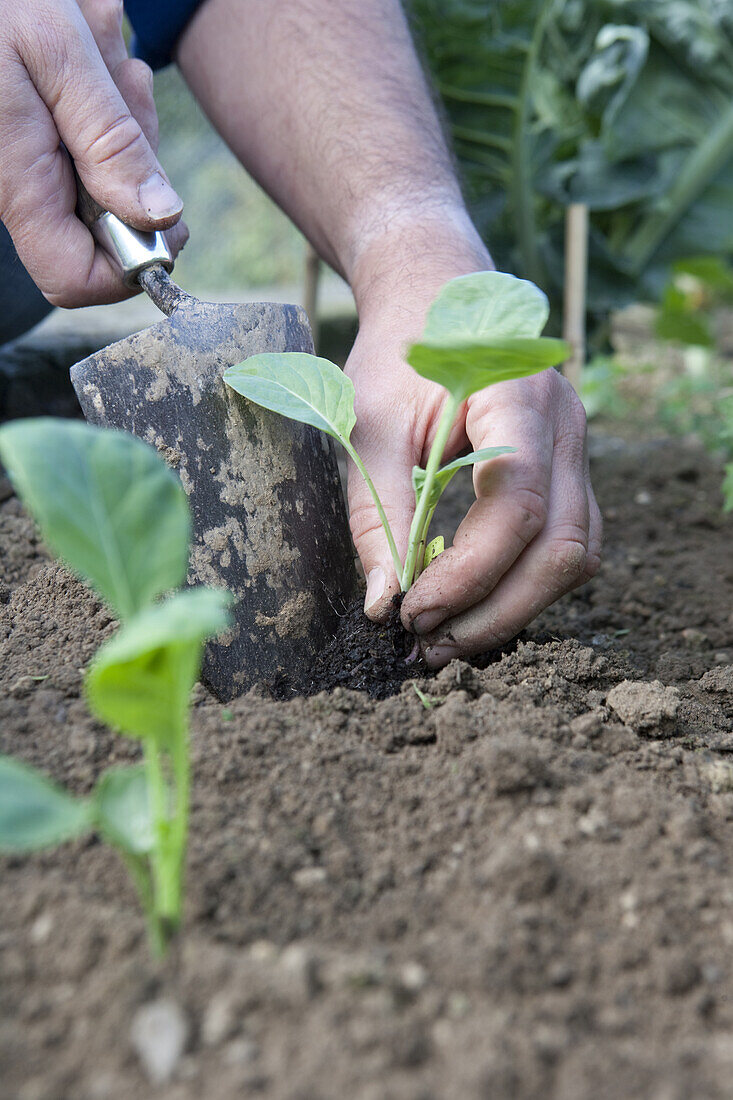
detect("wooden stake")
(303, 243), (321, 350)
(562, 203), (589, 393)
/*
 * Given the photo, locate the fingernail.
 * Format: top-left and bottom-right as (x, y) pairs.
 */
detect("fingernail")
(411, 608), (448, 636)
(424, 643), (459, 669)
(138, 171), (183, 220)
(364, 567), (386, 614)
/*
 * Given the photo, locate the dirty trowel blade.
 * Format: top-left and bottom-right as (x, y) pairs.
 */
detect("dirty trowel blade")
(70, 296), (357, 700)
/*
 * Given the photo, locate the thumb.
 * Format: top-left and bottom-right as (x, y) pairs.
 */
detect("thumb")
(347, 445), (415, 622)
(23, 8), (182, 230)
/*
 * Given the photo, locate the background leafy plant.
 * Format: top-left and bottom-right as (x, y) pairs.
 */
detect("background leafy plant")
(580, 257), (733, 509)
(0, 420), (231, 955)
(409, 0), (733, 317)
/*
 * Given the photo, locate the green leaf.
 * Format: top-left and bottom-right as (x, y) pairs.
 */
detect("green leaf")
(673, 256), (733, 298)
(424, 535), (444, 568)
(407, 273), (567, 401)
(412, 446), (516, 510)
(422, 272), (551, 345)
(578, 355), (627, 420)
(86, 588), (232, 748)
(407, 337), (569, 402)
(433, 445), (518, 481)
(0, 755), (91, 852)
(224, 353), (356, 446)
(94, 767), (155, 856)
(576, 25), (649, 127)
(541, 141), (664, 210)
(655, 307), (712, 348)
(0, 419), (190, 621)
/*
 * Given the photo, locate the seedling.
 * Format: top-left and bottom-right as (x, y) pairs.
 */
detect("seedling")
(412, 684), (446, 709)
(224, 272), (568, 591)
(0, 419), (231, 956)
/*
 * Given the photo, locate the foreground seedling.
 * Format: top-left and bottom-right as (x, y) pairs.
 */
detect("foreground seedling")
(0, 419), (231, 956)
(224, 271), (568, 591)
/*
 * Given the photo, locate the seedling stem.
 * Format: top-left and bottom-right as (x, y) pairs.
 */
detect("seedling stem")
(401, 393), (460, 590)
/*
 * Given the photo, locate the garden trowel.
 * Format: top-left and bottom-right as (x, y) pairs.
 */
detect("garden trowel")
(69, 186), (357, 701)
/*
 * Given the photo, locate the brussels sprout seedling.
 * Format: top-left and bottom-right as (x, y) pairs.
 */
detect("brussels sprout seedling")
(0, 419), (231, 956)
(224, 272), (568, 591)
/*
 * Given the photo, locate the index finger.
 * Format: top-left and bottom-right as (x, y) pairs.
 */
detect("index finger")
(400, 388), (553, 638)
(77, 0), (128, 72)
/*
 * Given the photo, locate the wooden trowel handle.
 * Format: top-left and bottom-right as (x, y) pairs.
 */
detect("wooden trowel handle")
(74, 169), (174, 289)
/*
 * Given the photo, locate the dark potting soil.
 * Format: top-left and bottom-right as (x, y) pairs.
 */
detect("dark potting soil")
(295, 594), (418, 700)
(297, 599), (528, 700)
(285, 589), (530, 702)
(2, 432), (733, 1100)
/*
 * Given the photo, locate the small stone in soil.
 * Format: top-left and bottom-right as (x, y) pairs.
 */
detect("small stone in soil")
(606, 679), (680, 734)
(130, 999), (188, 1085)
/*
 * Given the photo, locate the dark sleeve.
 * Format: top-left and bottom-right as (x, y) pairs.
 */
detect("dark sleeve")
(124, 0), (205, 70)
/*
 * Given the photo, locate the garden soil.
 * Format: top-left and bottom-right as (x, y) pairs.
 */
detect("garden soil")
(2, 434), (733, 1100)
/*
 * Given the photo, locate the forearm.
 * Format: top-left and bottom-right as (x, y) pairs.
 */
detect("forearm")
(175, 0), (489, 308)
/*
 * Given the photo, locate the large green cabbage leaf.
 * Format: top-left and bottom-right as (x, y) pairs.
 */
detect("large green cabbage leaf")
(410, 0), (733, 316)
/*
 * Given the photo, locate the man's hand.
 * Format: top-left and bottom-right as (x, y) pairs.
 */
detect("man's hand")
(345, 227), (602, 668)
(0, 0), (185, 308)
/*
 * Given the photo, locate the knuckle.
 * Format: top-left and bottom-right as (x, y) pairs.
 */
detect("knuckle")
(535, 369), (588, 435)
(527, 366), (560, 412)
(84, 0), (124, 37)
(123, 57), (154, 92)
(583, 549), (603, 580)
(491, 366), (558, 418)
(348, 504), (385, 548)
(15, 12), (71, 79)
(546, 534), (588, 583)
(82, 112), (147, 169)
(474, 383), (546, 424)
(564, 386), (588, 437)
(508, 485), (548, 541)
(101, 0), (124, 33)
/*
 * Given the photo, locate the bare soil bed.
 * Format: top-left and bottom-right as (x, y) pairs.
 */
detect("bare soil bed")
(2, 433), (733, 1100)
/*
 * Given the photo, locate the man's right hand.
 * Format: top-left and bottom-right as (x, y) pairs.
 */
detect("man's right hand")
(0, 0), (186, 308)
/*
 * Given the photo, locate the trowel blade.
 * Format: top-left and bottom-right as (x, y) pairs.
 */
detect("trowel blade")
(70, 297), (357, 700)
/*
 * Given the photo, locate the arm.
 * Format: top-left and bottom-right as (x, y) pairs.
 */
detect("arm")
(176, 0), (481, 283)
(177, 0), (602, 665)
